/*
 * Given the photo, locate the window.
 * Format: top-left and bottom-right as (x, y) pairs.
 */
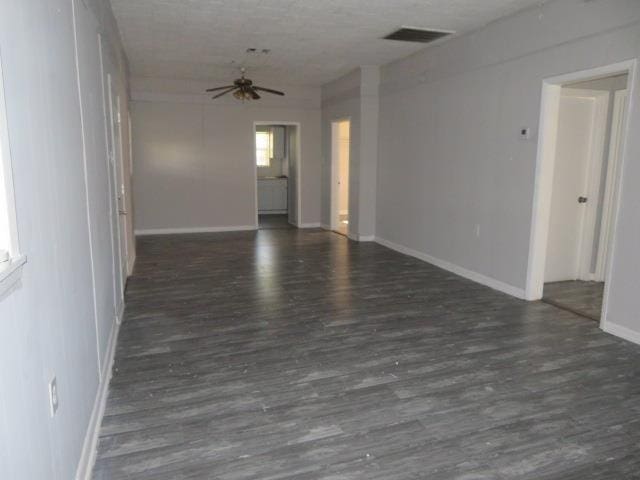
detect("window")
(256, 129), (273, 167)
(0, 51), (25, 295)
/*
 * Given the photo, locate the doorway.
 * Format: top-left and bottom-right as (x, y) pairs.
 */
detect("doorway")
(103, 71), (126, 317)
(331, 119), (350, 236)
(527, 62), (633, 324)
(254, 122), (300, 230)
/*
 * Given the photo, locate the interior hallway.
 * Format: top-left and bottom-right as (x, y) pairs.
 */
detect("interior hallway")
(258, 214), (295, 230)
(92, 230), (640, 479)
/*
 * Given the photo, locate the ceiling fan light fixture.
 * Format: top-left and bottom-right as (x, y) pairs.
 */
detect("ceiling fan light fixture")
(206, 68), (285, 101)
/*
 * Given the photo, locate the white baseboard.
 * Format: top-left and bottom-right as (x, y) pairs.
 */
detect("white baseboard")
(349, 234), (375, 242)
(126, 253), (136, 277)
(75, 318), (121, 480)
(601, 321), (640, 346)
(375, 236), (527, 299)
(135, 225), (256, 236)
(321, 224), (331, 231)
(298, 222), (321, 228)
(258, 210), (287, 215)
(116, 297), (125, 325)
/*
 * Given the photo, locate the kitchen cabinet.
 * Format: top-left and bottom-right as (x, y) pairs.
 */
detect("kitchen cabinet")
(258, 178), (288, 213)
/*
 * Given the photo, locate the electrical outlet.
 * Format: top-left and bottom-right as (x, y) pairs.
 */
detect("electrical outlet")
(49, 377), (59, 417)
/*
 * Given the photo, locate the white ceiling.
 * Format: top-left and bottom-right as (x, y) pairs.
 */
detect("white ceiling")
(110, 0), (544, 86)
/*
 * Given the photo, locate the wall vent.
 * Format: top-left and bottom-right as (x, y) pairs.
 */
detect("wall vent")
(383, 27), (452, 44)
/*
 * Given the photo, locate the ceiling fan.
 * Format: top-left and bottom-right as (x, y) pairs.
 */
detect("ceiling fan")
(206, 68), (285, 100)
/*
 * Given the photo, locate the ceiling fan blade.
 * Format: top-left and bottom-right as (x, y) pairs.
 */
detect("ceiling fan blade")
(248, 87), (261, 100)
(211, 87), (237, 99)
(205, 85), (234, 92)
(253, 86), (285, 96)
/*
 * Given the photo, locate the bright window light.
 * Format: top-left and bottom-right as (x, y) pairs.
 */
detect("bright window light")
(0, 51), (20, 274)
(256, 130), (273, 167)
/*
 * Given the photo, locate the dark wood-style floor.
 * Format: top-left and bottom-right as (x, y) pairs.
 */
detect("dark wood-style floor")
(92, 229), (640, 480)
(543, 280), (605, 321)
(258, 214), (295, 230)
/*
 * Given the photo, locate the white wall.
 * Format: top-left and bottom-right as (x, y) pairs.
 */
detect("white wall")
(321, 66), (379, 239)
(131, 77), (322, 232)
(375, 0), (640, 312)
(0, 0), (130, 478)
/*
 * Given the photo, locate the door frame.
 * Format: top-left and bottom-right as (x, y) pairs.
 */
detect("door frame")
(595, 89), (628, 281)
(330, 117), (351, 235)
(99, 34), (123, 322)
(105, 73), (125, 311)
(525, 60), (636, 330)
(252, 121), (302, 228)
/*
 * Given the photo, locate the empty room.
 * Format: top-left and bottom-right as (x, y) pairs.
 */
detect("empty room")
(1, 1), (640, 479)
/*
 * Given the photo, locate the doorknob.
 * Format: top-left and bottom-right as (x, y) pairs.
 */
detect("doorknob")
(578, 196), (588, 204)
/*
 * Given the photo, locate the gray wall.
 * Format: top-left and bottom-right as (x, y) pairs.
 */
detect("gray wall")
(0, 0), (131, 478)
(287, 125), (300, 224)
(374, 0), (640, 336)
(131, 77), (322, 232)
(321, 66), (379, 239)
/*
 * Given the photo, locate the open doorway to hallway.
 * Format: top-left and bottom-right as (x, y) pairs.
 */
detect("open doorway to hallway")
(529, 66), (631, 322)
(331, 119), (350, 236)
(255, 123), (301, 230)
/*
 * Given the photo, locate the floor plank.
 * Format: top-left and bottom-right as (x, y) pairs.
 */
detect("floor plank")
(258, 214), (294, 230)
(92, 229), (640, 479)
(543, 280), (604, 321)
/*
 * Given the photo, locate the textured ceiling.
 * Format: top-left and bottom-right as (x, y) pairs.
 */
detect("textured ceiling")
(110, 0), (544, 86)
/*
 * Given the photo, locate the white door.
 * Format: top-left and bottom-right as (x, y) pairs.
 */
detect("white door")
(106, 75), (126, 298)
(113, 95), (128, 283)
(544, 90), (607, 282)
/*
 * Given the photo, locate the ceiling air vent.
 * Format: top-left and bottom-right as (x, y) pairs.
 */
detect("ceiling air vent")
(383, 27), (452, 44)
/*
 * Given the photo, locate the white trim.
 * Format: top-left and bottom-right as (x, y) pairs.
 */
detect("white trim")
(358, 235), (375, 242)
(596, 89), (627, 281)
(298, 222), (321, 228)
(127, 252), (136, 277)
(376, 236), (526, 299)
(72, 0), (102, 374)
(600, 65), (637, 333)
(74, 318), (120, 480)
(321, 223), (331, 231)
(135, 225), (256, 236)
(601, 321), (640, 346)
(0, 48), (22, 275)
(0, 254), (26, 299)
(525, 59), (636, 301)
(115, 296), (125, 326)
